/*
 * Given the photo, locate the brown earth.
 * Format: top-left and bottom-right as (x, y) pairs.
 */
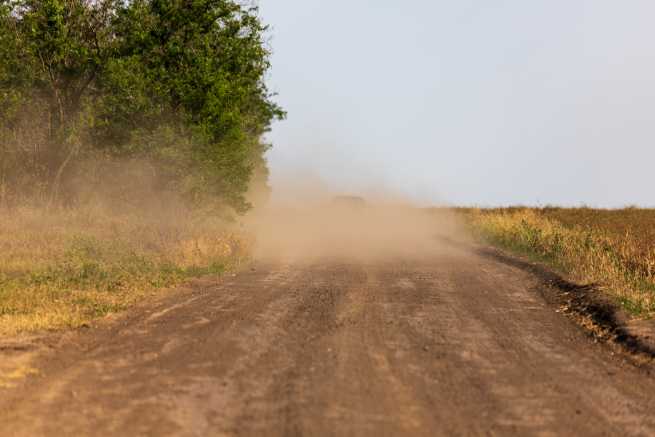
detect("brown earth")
(1, 241), (655, 436)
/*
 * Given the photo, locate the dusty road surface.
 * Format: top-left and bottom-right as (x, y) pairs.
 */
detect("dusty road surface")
(1, 242), (655, 436)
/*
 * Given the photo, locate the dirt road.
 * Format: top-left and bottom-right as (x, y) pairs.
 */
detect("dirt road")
(2, 243), (655, 436)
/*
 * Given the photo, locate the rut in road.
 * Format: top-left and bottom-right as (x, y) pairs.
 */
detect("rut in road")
(1, 242), (655, 436)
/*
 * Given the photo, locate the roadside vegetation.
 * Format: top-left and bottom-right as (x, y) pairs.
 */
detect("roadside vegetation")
(0, 0), (279, 335)
(0, 206), (249, 335)
(462, 207), (655, 317)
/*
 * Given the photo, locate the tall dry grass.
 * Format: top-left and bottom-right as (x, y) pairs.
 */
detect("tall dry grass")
(0, 205), (249, 335)
(464, 208), (655, 316)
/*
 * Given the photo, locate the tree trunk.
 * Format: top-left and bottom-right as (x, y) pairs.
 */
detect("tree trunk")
(48, 143), (78, 208)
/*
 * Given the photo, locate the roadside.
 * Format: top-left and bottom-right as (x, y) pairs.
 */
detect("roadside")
(459, 207), (655, 365)
(0, 206), (248, 336)
(480, 246), (655, 367)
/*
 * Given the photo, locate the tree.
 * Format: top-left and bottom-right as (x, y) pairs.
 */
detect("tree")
(0, 0), (282, 211)
(0, 0), (115, 204)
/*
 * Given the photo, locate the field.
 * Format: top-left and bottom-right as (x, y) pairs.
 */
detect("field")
(0, 206), (248, 336)
(462, 207), (655, 316)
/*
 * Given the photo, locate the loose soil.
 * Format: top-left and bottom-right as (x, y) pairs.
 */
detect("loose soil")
(1, 241), (655, 436)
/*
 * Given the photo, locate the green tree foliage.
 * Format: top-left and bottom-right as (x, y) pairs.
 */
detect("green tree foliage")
(0, 0), (282, 211)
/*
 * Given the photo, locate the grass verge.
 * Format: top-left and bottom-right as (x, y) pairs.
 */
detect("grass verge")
(0, 206), (249, 336)
(461, 208), (655, 317)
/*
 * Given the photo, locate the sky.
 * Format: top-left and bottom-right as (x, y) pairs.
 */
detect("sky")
(258, 1), (655, 207)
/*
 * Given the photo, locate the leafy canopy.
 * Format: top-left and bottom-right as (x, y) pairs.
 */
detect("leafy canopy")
(0, 0), (283, 211)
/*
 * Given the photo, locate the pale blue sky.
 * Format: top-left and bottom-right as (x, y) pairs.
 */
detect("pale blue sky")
(259, 1), (655, 207)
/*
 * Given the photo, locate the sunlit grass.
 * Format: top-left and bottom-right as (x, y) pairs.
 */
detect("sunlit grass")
(462, 208), (655, 316)
(0, 206), (249, 335)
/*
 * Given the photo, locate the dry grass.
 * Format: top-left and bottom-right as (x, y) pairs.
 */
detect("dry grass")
(462, 207), (655, 316)
(0, 206), (249, 336)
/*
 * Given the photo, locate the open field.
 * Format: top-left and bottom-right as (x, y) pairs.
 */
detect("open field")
(461, 207), (655, 316)
(0, 206), (248, 336)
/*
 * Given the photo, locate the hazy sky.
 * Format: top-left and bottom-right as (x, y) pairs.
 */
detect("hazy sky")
(259, 1), (655, 207)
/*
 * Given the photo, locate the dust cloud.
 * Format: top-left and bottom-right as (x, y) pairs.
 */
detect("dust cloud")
(243, 186), (468, 263)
